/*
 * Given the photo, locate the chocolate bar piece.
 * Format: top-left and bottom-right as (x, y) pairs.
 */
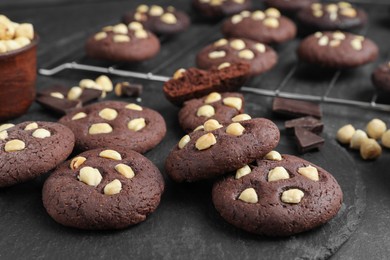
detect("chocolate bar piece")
(36, 96), (82, 115)
(294, 127), (324, 153)
(115, 82), (143, 97)
(79, 88), (102, 104)
(273, 97), (322, 119)
(285, 116), (324, 135)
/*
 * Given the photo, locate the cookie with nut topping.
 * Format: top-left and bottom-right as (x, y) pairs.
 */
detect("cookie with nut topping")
(297, 2), (367, 33)
(42, 147), (164, 230)
(297, 31), (378, 68)
(178, 92), (246, 133)
(58, 101), (166, 153)
(85, 22), (160, 62)
(192, 0), (252, 18)
(264, 0), (318, 14)
(212, 153), (343, 236)
(221, 9), (296, 44)
(122, 5), (190, 35)
(0, 121), (75, 188)
(196, 38), (277, 75)
(165, 118), (280, 182)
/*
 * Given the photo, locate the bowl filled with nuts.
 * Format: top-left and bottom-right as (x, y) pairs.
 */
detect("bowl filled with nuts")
(0, 15), (38, 122)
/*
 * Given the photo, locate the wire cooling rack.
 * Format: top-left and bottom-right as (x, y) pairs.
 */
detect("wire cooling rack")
(38, 0), (390, 112)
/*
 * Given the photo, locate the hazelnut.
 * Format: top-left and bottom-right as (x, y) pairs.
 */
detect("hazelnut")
(134, 12), (147, 22)
(0, 42), (6, 53)
(366, 118), (387, 140)
(204, 92), (221, 104)
(231, 15), (243, 24)
(281, 189), (304, 204)
(112, 23), (128, 34)
(32, 129), (51, 139)
(336, 124), (355, 144)
(72, 112), (87, 121)
(329, 39), (341, 47)
(255, 43), (266, 53)
(88, 123), (113, 135)
(231, 114), (251, 122)
(333, 31), (346, 40)
(50, 92), (64, 99)
(238, 188), (258, 203)
(360, 138), (382, 160)
(318, 36), (329, 46)
(0, 123), (14, 132)
(208, 51), (226, 59)
(223, 97), (242, 110)
(203, 119), (223, 131)
(235, 165), (251, 179)
(298, 165), (319, 181)
(214, 38), (228, 47)
(218, 62), (231, 70)
(0, 22), (15, 40)
(98, 108), (118, 121)
(113, 35), (130, 43)
(128, 22), (143, 31)
(381, 130), (390, 148)
(115, 164), (135, 179)
(14, 23), (34, 39)
(240, 10), (250, 17)
(4, 40), (21, 51)
(350, 129), (368, 150)
(230, 39), (246, 50)
(24, 122), (38, 131)
(350, 38), (363, 51)
(197, 105), (215, 118)
(99, 149), (122, 161)
(94, 32), (107, 41)
(226, 123), (245, 136)
(125, 103), (143, 111)
(238, 49), (255, 60)
(178, 135), (191, 149)
(4, 139), (25, 152)
(329, 12), (338, 21)
(136, 4), (149, 13)
(149, 5), (164, 16)
(264, 150), (282, 161)
(95, 75), (113, 92)
(79, 79), (102, 90)
(340, 7), (357, 17)
(210, 0), (222, 6)
(67, 86), (83, 100)
(313, 10), (323, 17)
(265, 8), (281, 18)
(161, 13), (177, 24)
(70, 156), (87, 170)
(252, 11), (265, 20)
(78, 166), (102, 187)
(314, 32), (323, 38)
(15, 36), (30, 47)
(195, 133), (217, 150)
(128, 118), (146, 131)
(326, 4), (338, 12)
(135, 29), (148, 39)
(263, 17), (279, 28)
(102, 25), (113, 32)
(104, 179), (122, 195)
(268, 166), (289, 182)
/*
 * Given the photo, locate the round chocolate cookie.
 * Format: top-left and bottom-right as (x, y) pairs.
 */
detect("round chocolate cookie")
(42, 148), (164, 230)
(297, 31), (378, 68)
(221, 9), (297, 45)
(265, 0), (319, 13)
(165, 118), (280, 182)
(196, 38), (278, 75)
(85, 22), (160, 62)
(58, 101), (166, 153)
(372, 62), (390, 93)
(192, 0), (252, 18)
(122, 5), (190, 35)
(179, 92), (245, 133)
(0, 121), (75, 188)
(212, 153), (343, 236)
(297, 2), (367, 32)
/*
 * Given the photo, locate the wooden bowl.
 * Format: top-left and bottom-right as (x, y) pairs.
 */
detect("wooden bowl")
(0, 36), (39, 122)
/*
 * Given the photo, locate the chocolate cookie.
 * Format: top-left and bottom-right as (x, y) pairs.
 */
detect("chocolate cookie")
(122, 5), (190, 35)
(42, 148), (164, 230)
(163, 62), (250, 106)
(85, 22), (160, 62)
(0, 121), (75, 187)
(192, 0), (252, 18)
(265, 0), (318, 13)
(372, 61), (390, 93)
(196, 38), (277, 75)
(297, 31), (378, 68)
(165, 118), (280, 182)
(58, 101), (166, 153)
(297, 2), (367, 32)
(179, 92), (246, 133)
(221, 9), (297, 44)
(212, 153), (343, 236)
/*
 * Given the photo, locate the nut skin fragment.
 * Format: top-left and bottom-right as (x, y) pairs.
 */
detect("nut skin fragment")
(360, 138), (382, 160)
(99, 149), (122, 160)
(223, 97), (242, 111)
(78, 166), (102, 187)
(4, 139), (25, 152)
(366, 118), (387, 140)
(235, 165), (251, 179)
(336, 124), (355, 144)
(381, 130), (390, 148)
(238, 188), (258, 203)
(350, 129), (368, 150)
(115, 164), (135, 179)
(24, 122), (38, 130)
(104, 179), (122, 195)
(298, 165), (319, 181)
(268, 166), (289, 182)
(32, 129), (51, 139)
(89, 123), (113, 135)
(203, 119), (223, 131)
(178, 135), (191, 149)
(231, 114), (251, 122)
(204, 92), (221, 104)
(72, 112), (87, 121)
(197, 105), (215, 118)
(70, 156), (87, 170)
(226, 123), (245, 136)
(264, 150), (282, 161)
(281, 189), (304, 204)
(128, 118), (146, 131)
(195, 133), (217, 150)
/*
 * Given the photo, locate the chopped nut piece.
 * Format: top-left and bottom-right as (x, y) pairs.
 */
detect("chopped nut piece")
(333, 31), (346, 40)
(230, 39), (246, 50)
(195, 133), (217, 150)
(340, 7), (357, 17)
(204, 92), (222, 104)
(208, 50), (226, 59)
(161, 13), (177, 24)
(72, 112), (87, 120)
(381, 130), (390, 148)
(336, 124), (355, 144)
(67, 86), (83, 100)
(112, 23), (128, 34)
(98, 108), (118, 121)
(0, 124), (14, 132)
(329, 39), (341, 47)
(50, 92), (64, 99)
(89, 123), (113, 134)
(136, 4), (149, 13)
(197, 105), (215, 118)
(240, 10), (250, 17)
(193, 125), (204, 132)
(94, 32), (107, 41)
(149, 5), (164, 16)
(70, 156), (87, 170)
(265, 8), (281, 18)
(314, 32), (323, 38)
(252, 11), (265, 20)
(135, 29), (148, 39)
(223, 97), (242, 110)
(350, 38), (363, 51)
(255, 43), (266, 53)
(231, 15), (243, 24)
(128, 22), (143, 31)
(125, 103), (143, 111)
(298, 165), (319, 181)
(99, 149), (122, 160)
(318, 36), (329, 46)
(231, 114), (251, 122)
(24, 122), (38, 130)
(281, 189), (304, 204)
(218, 62), (231, 70)
(115, 164), (135, 179)
(235, 165), (251, 179)
(238, 188), (258, 203)
(360, 138), (382, 160)
(113, 34), (130, 43)
(268, 166), (289, 182)
(0, 130), (8, 140)
(238, 49), (255, 60)
(366, 118), (387, 140)
(4, 139), (25, 152)
(214, 38), (228, 47)
(178, 135), (191, 149)
(264, 150), (282, 161)
(32, 128), (51, 139)
(204, 119), (223, 131)
(173, 68), (186, 79)
(128, 118), (146, 131)
(226, 123), (245, 136)
(95, 75), (113, 92)
(263, 17), (279, 28)
(350, 129), (368, 150)
(78, 166), (102, 187)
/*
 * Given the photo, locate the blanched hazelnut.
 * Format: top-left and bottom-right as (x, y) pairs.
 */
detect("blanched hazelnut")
(336, 124), (355, 144)
(360, 138), (382, 160)
(350, 129), (368, 150)
(366, 118), (387, 140)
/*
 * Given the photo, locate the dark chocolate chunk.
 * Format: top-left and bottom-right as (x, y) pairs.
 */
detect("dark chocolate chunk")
(272, 97), (322, 119)
(285, 116), (324, 135)
(115, 82), (143, 97)
(79, 88), (102, 104)
(36, 96), (82, 115)
(294, 127), (324, 153)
